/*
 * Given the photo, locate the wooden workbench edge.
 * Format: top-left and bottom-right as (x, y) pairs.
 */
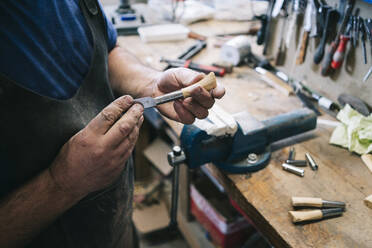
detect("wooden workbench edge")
(204, 163), (290, 248)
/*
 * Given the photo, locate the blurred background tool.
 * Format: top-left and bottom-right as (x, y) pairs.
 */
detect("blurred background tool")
(256, 0), (275, 55)
(313, 7), (340, 64)
(296, 0), (313, 65)
(164, 40), (207, 71)
(321, 0), (355, 75)
(161, 58), (225, 77)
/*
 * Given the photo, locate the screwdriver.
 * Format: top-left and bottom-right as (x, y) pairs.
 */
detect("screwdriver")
(320, 0), (354, 76)
(160, 58), (225, 77)
(331, 35), (350, 69)
(360, 18), (367, 64)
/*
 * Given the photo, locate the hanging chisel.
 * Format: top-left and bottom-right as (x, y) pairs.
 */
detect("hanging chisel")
(296, 1), (313, 65)
(134, 72), (216, 109)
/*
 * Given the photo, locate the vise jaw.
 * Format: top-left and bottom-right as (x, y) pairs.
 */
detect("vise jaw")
(180, 108), (317, 173)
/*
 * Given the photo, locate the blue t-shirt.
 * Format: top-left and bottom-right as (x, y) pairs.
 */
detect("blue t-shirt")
(0, 0), (117, 100)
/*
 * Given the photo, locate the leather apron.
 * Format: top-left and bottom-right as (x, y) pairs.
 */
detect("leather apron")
(0, 0), (134, 247)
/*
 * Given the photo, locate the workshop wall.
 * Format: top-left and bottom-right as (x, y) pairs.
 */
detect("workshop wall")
(270, 0), (372, 106)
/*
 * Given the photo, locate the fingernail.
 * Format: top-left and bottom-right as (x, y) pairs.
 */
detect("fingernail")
(134, 103), (144, 112)
(138, 116), (144, 126)
(124, 95), (134, 104)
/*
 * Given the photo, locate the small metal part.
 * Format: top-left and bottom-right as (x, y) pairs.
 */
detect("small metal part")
(167, 146), (186, 167)
(305, 153), (318, 170)
(282, 163), (305, 177)
(286, 160), (308, 167)
(247, 153), (258, 164)
(288, 147), (296, 160)
(363, 66), (372, 82)
(322, 200), (346, 208)
(321, 208), (344, 218)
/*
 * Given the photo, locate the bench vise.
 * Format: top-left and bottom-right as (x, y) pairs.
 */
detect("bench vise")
(180, 108), (317, 173)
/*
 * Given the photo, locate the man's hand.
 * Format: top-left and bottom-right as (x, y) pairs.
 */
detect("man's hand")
(152, 68), (225, 124)
(49, 95), (144, 199)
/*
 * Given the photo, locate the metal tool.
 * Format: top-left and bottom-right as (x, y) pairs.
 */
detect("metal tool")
(288, 147), (296, 160)
(134, 72), (216, 109)
(161, 58), (225, 77)
(282, 163), (305, 177)
(142, 146), (186, 243)
(331, 35), (350, 69)
(313, 7), (340, 64)
(360, 18), (368, 64)
(320, 0), (354, 75)
(286, 160), (308, 166)
(363, 66), (372, 82)
(167, 146), (186, 228)
(292, 196), (346, 208)
(257, 0), (275, 55)
(177, 40), (207, 61)
(338, 93), (371, 116)
(285, 0), (306, 49)
(164, 40), (207, 70)
(289, 208), (344, 223)
(296, 1), (313, 65)
(305, 152), (318, 170)
(181, 108), (317, 173)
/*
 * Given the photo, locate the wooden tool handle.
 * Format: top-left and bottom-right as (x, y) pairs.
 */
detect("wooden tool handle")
(361, 154), (372, 174)
(296, 31), (309, 65)
(365, 195), (372, 209)
(257, 68), (294, 96)
(181, 72), (217, 98)
(289, 210), (323, 223)
(292, 197), (323, 207)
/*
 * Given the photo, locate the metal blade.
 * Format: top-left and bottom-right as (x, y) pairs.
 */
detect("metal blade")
(134, 97), (156, 109)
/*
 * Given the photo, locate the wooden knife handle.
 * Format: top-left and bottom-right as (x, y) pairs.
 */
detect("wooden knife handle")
(292, 197), (323, 207)
(181, 72), (217, 98)
(296, 31), (309, 65)
(289, 210), (323, 223)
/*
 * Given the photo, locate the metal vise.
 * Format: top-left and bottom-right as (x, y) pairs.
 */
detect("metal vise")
(180, 108), (317, 173)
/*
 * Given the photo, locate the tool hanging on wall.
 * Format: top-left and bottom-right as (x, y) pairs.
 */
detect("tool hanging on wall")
(321, 0), (355, 75)
(296, 1), (313, 65)
(313, 6), (340, 64)
(285, 0), (307, 49)
(256, 0), (276, 55)
(274, 3), (289, 66)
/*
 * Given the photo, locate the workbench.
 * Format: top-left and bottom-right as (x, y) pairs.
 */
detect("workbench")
(119, 20), (372, 248)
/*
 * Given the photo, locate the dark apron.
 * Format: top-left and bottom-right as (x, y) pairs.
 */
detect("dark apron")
(0, 0), (134, 247)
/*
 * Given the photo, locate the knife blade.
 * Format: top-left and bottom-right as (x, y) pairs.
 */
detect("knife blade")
(134, 72), (217, 109)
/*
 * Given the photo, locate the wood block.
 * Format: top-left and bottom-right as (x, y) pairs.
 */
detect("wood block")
(361, 154), (372, 174)
(364, 195), (372, 209)
(133, 201), (170, 233)
(143, 138), (173, 176)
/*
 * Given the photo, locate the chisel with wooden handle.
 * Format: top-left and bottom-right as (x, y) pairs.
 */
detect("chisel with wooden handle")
(291, 197), (346, 208)
(289, 208), (344, 223)
(134, 72), (216, 109)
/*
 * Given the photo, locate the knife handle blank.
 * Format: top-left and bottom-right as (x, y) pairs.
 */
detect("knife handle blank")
(181, 72), (217, 98)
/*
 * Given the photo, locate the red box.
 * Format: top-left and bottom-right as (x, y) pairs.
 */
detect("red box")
(190, 183), (253, 248)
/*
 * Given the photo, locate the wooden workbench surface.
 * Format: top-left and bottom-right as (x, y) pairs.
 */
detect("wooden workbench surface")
(118, 20), (372, 248)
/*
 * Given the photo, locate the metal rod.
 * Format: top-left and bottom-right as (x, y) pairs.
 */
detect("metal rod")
(169, 164), (180, 227)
